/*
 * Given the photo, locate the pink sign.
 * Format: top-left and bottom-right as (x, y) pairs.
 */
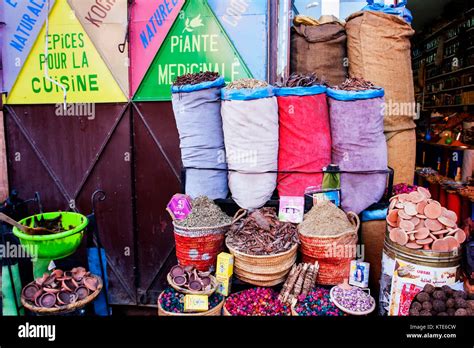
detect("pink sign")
(129, 0), (185, 97)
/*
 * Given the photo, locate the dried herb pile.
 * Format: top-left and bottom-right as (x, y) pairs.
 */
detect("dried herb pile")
(225, 78), (269, 89)
(226, 208), (299, 255)
(299, 201), (354, 236)
(175, 196), (231, 228)
(173, 71), (220, 86)
(332, 77), (380, 91)
(278, 73), (322, 87)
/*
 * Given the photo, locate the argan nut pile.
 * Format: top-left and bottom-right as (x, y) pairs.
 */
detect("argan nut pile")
(387, 187), (467, 251)
(409, 284), (474, 316)
(169, 265), (213, 292)
(22, 267), (99, 309)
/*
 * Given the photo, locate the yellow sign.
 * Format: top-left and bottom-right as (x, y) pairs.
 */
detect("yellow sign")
(6, 0), (127, 104)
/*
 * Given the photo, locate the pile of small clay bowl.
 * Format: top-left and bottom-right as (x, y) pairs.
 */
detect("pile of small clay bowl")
(21, 267), (101, 311)
(168, 264), (217, 294)
(387, 187), (467, 252)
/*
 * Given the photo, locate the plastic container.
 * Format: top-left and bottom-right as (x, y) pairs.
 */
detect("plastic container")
(12, 212), (88, 260)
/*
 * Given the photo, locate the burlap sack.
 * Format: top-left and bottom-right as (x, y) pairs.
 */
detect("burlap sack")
(290, 22), (348, 86)
(346, 11), (416, 132)
(386, 129), (416, 185)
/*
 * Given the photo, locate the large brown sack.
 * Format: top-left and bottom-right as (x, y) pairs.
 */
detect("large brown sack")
(386, 129), (416, 185)
(346, 11), (416, 132)
(291, 22), (348, 86)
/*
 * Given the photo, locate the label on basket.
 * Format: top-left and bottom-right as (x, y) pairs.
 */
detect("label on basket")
(184, 295), (209, 312)
(279, 196), (304, 223)
(167, 194), (192, 221)
(349, 260), (370, 288)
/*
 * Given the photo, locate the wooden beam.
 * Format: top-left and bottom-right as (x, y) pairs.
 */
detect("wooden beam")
(0, 109), (9, 201)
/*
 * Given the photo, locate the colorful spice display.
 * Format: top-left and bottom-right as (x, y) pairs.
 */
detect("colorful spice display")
(331, 286), (376, 314)
(294, 287), (345, 316)
(409, 284), (474, 316)
(332, 77), (381, 91)
(159, 287), (223, 314)
(225, 78), (269, 89)
(279, 262), (319, 303)
(226, 208), (299, 255)
(299, 201), (354, 236)
(392, 183), (418, 196)
(279, 73), (322, 87)
(387, 187), (467, 251)
(224, 288), (290, 316)
(173, 71), (220, 86)
(175, 196), (231, 228)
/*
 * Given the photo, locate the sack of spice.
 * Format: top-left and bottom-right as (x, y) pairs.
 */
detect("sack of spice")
(221, 79), (279, 209)
(327, 77), (388, 214)
(290, 16), (348, 86)
(171, 72), (228, 200)
(298, 201), (359, 285)
(275, 73), (331, 197)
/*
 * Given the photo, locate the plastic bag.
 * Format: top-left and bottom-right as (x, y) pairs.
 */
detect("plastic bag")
(362, 0), (413, 24)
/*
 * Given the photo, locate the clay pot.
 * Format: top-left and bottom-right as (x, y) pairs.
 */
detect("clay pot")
(201, 277), (211, 287)
(75, 286), (89, 300)
(51, 269), (64, 278)
(38, 293), (57, 308)
(62, 278), (78, 292)
(83, 277), (98, 292)
(43, 287), (60, 294)
(22, 284), (40, 301)
(172, 275), (187, 287)
(170, 265), (185, 278)
(188, 280), (203, 291)
(57, 291), (78, 305)
(35, 273), (49, 286)
(43, 275), (56, 287)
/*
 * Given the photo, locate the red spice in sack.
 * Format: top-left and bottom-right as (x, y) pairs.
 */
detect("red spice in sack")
(277, 93), (331, 196)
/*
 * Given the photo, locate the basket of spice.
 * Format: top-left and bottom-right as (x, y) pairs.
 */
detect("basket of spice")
(225, 208), (299, 286)
(173, 197), (232, 271)
(167, 264), (218, 295)
(223, 288), (291, 316)
(298, 201), (359, 285)
(21, 267), (102, 315)
(291, 287), (346, 316)
(157, 287), (224, 316)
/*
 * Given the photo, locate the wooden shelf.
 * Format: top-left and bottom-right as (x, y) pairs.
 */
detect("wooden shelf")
(417, 140), (473, 151)
(425, 84), (474, 95)
(426, 65), (474, 82)
(423, 104), (474, 109)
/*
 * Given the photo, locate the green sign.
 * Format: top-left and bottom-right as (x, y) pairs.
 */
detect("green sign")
(134, 0), (252, 101)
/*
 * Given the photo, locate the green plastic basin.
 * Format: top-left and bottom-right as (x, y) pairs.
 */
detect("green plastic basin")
(12, 212), (88, 260)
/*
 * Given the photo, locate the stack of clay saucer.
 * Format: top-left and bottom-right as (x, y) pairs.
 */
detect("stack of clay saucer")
(386, 187), (467, 252)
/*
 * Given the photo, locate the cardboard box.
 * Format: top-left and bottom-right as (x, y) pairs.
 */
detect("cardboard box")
(183, 295), (209, 312)
(216, 252), (234, 278)
(216, 275), (232, 296)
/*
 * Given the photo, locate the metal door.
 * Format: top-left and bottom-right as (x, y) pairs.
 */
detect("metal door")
(4, 103), (137, 305)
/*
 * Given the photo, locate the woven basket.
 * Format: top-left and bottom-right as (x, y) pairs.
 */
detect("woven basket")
(21, 276), (103, 315)
(173, 221), (231, 271)
(299, 212), (359, 285)
(166, 273), (218, 296)
(226, 242), (298, 286)
(157, 291), (224, 316)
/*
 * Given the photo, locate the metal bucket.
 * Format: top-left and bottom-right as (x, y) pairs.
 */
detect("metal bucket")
(379, 233), (461, 316)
